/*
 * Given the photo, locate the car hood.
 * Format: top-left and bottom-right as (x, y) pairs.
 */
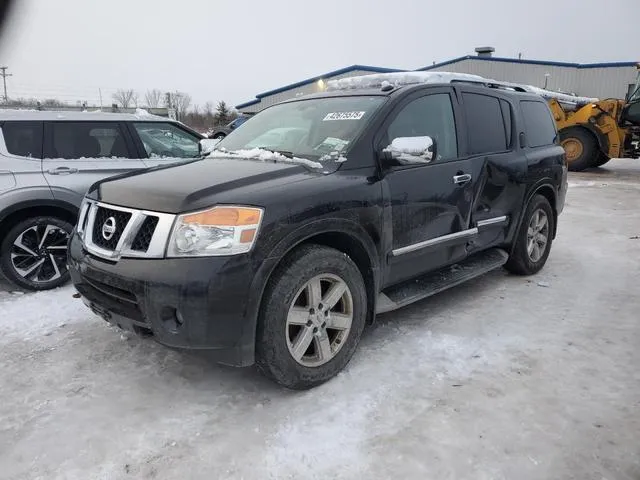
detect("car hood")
(89, 156), (323, 213)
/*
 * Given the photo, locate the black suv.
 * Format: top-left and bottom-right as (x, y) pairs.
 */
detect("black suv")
(68, 72), (568, 390)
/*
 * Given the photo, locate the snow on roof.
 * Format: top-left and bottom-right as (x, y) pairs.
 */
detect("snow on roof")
(0, 108), (169, 122)
(326, 72), (487, 91)
(499, 82), (598, 105)
(326, 71), (599, 106)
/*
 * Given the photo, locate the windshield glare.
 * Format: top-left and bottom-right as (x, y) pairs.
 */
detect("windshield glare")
(215, 96), (385, 161)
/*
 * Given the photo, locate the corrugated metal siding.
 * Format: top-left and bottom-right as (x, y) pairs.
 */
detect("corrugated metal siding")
(428, 59), (636, 99)
(240, 70), (376, 113)
(240, 60), (637, 113)
(575, 67), (638, 99)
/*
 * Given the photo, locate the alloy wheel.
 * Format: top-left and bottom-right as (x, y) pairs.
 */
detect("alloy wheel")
(286, 274), (353, 367)
(526, 209), (549, 263)
(10, 224), (70, 285)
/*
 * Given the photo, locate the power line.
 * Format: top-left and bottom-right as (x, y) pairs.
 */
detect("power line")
(0, 66), (12, 102)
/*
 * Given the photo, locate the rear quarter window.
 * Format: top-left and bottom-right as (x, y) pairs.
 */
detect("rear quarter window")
(1, 121), (43, 158)
(462, 92), (508, 154)
(520, 100), (558, 147)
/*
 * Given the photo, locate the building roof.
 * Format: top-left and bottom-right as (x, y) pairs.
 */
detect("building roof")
(0, 108), (169, 122)
(417, 55), (638, 71)
(235, 64), (404, 109)
(236, 55), (637, 110)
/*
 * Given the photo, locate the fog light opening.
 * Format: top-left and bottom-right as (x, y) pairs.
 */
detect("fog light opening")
(159, 306), (182, 333)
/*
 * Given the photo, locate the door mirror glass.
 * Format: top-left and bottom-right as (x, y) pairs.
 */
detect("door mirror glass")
(199, 137), (221, 156)
(381, 136), (436, 165)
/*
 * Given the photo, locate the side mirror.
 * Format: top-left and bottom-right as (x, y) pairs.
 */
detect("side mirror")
(381, 136), (436, 165)
(199, 138), (221, 156)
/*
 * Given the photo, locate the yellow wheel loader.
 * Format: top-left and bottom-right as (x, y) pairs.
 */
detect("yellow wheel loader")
(474, 67), (640, 171)
(548, 66), (640, 171)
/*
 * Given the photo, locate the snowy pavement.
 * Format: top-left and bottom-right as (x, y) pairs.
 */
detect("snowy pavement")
(1, 160), (640, 480)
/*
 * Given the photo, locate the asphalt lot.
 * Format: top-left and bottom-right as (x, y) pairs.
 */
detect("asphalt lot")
(1, 159), (639, 480)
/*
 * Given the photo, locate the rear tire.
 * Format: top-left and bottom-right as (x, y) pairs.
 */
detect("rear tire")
(560, 128), (599, 172)
(0, 216), (73, 291)
(256, 244), (367, 390)
(504, 195), (554, 276)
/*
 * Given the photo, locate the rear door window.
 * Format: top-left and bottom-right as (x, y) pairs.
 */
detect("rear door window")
(1, 121), (43, 158)
(462, 92), (508, 154)
(46, 122), (133, 159)
(520, 101), (558, 147)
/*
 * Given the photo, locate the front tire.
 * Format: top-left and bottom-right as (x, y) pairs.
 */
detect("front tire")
(256, 245), (367, 390)
(560, 128), (599, 172)
(504, 195), (554, 276)
(0, 216), (73, 291)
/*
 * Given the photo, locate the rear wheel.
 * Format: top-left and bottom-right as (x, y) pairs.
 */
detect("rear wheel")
(560, 128), (599, 171)
(504, 195), (554, 276)
(0, 216), (73, 291)
(256, 245), (367, 390)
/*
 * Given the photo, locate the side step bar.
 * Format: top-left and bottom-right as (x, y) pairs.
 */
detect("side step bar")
(376, 248), (509, 314)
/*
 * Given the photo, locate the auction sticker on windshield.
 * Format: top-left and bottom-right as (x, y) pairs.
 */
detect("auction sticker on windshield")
(323, 111), (366, 121)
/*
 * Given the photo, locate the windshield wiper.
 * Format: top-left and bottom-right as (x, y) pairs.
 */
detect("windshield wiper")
(255, 147), (295, 159)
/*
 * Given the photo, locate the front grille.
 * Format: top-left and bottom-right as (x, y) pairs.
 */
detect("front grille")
(131, 216), (159, 252)
(81, 200), (174, 260)
(92, 207), (132, 250)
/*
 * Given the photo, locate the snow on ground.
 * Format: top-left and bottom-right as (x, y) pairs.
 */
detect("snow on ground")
(1, 160), (640, 480)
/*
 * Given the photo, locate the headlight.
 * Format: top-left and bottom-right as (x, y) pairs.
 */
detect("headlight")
(167, 205), (264, 257)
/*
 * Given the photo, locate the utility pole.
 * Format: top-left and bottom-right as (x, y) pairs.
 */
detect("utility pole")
(0, 66), (12, 103)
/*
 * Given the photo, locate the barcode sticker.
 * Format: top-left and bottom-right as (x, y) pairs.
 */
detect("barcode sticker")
(323, 111), (366, 121)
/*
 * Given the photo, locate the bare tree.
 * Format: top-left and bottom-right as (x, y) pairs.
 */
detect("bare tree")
(172, 91), (191, 120)
(112, 89), (137, 108)
(144, 89), (162, 108)
(203, 101), (214, 118)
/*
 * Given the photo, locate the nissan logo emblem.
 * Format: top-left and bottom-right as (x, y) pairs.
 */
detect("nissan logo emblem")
(102, 217), (117, 241)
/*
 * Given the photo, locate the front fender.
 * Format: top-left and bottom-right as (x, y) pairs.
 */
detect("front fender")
(236, 217), (381, 365)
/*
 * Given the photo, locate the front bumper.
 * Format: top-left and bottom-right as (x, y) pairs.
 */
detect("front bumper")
(68, 231), (272, 366)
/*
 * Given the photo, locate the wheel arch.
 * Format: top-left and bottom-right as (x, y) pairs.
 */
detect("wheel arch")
(509, 182), (558, 256)
(0, 199), (78, 239)
(241, 219), (382, 365)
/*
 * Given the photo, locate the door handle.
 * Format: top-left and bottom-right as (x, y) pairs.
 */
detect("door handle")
(453, 173), (472, 184)
(48, 167), (78, 175)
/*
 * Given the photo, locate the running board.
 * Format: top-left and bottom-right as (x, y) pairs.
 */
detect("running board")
(376, 248), (509, 314)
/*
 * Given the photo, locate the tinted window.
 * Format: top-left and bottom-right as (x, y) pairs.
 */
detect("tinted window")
(463, 93), (507, 154)
(48, 122), (131, 159)
(133, 122), (200, 158)
(521, 101), (558, 147)
(2, 121), (43, 158)
(387, 93), (458, 160)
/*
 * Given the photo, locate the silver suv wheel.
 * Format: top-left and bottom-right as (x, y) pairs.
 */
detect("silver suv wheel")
(10, 224), (69, 284)
(286, 273), (354, 367)
(1, 216), (73, 291)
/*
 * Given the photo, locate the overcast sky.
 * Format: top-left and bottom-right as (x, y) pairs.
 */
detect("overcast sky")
(0, 0), (637, 109)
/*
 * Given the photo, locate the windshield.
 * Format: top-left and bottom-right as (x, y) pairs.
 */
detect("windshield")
(214, 96), (385, 162)
(629, 70), (640, 103)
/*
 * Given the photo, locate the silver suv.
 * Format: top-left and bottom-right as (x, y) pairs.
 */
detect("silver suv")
(0, 109), (205, 291)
